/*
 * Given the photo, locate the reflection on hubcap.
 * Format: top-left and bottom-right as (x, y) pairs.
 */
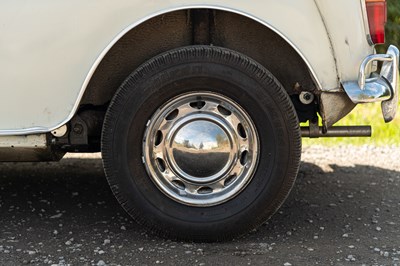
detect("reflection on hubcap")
(171, 120), (231, 180)
(143, 92), (259, 207)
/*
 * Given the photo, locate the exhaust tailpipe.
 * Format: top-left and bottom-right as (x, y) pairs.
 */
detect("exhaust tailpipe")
(301, 126), (372, 138)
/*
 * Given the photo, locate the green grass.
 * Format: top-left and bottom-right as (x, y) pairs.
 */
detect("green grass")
(302, 102), (400, 146)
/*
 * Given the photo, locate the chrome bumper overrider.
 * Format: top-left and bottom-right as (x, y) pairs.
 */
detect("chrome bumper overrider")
(342, 45), (399, 122)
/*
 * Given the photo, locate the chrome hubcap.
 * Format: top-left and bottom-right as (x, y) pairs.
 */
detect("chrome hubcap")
(143, 92), (259, 206)
(169, 119), (232, 182)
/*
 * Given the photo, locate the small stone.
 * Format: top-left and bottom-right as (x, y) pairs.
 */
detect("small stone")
(97, 260), (106, 266)
(98, 250), (105, 255)
(348, 245), (355, 249)
(374, 248), (380, 252)
(347, 255), (356, 261)
(376, 226), (382, 231)
(103, 239), (110, 245)
(284, 263), (292, 266)
(120, 226), (126, 231)
(342, 233), (349, 238)
(50, 213), (62, 219)
(138, 247), (144, 251)
(383, 251), (389, 257)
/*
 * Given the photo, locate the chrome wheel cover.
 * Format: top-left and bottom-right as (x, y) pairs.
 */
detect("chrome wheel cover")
(143, 92), (259, 206)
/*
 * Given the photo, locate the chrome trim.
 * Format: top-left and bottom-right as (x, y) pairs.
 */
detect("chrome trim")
(359, 54), (393, 89)
(143, 92), (259, 207)
(0, 126), (58, 136)
(0, 4), (323, 136)
(343, 77), (391, 103)
(342, 45), (399, 122)
(381, 45), (399, 122)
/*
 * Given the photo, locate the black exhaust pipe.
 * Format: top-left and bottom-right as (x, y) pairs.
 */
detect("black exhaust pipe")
(301, 126), (372, 138)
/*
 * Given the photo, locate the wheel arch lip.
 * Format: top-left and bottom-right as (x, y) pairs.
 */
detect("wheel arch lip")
(0, 4), (322, 136)
(81, 5), (324, 94)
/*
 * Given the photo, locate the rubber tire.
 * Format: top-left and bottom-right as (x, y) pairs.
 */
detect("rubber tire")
(101, 46), (301, 242)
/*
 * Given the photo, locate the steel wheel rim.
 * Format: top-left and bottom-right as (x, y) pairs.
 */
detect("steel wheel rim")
(143, 92), (259, 207)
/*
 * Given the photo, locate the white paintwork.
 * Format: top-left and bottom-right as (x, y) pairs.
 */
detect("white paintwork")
(0, 134), (47, 148)
(51, 125), (68, 137)
(314, 0), (374, 82)
(0, 0), (371, 134)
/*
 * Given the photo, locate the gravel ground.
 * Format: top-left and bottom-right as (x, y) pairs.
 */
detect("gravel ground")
(0, 145), (399, 265)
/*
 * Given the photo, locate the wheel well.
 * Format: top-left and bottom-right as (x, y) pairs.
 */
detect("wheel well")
(80, 9), (317, 121)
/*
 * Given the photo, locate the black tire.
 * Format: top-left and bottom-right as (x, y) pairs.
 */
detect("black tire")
(101, 46), (301, 241)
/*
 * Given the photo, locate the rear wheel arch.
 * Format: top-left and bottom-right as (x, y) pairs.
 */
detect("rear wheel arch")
(80, 8), (318, 122)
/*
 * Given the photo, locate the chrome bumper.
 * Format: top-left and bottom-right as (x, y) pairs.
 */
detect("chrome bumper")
(342, 45), (399, 122)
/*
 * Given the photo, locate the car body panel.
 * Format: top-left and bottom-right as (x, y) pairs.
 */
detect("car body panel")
(0, 0), (371, 134)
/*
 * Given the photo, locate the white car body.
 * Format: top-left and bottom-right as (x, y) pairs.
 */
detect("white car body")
(0, 0), (373, 134)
